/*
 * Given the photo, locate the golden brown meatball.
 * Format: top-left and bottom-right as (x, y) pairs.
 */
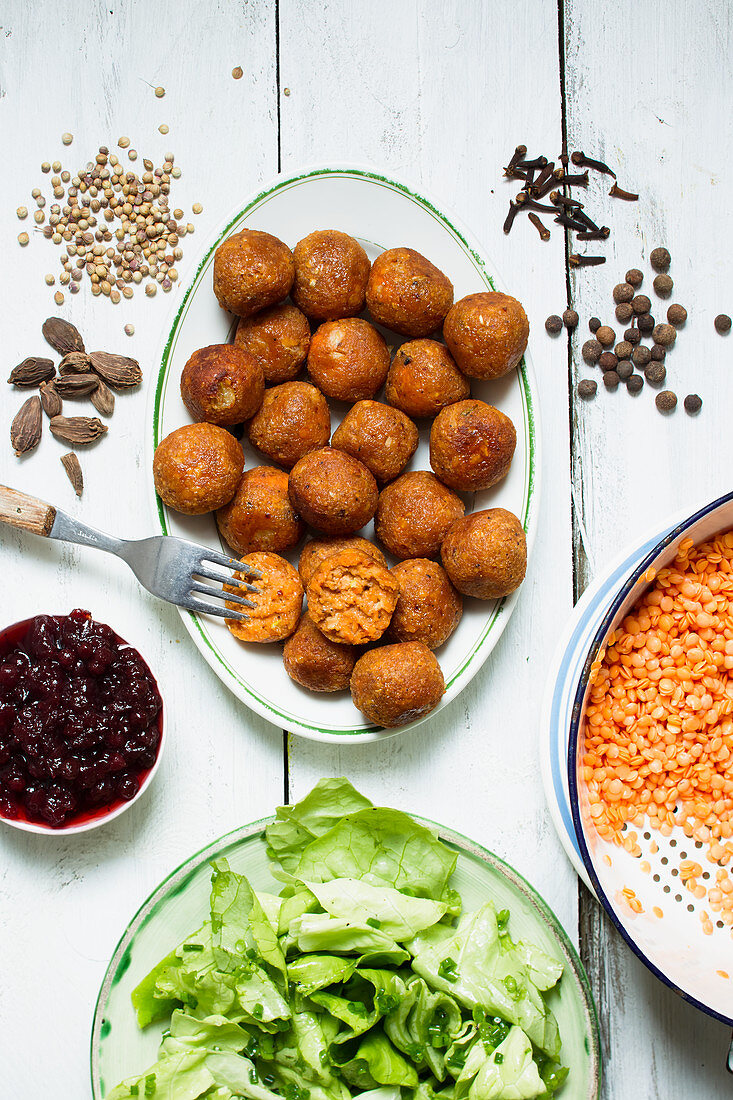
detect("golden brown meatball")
(307, 548), (399, 645)
(289, 447), (378, 536)
(443, 292), (529, 380)
(375, 471), (464, 560)
(225, 552), (303, 642)
(153, 423), (244, 515)
(365, 248), (453, 337)
(216, 466), (304, 555)
(248, 382), (331, 470)
(180, 344), (265, 426)
(441, 509), (527, 599)
(350, 642), (445, 728)
(213, 228), (295, 319)
(331, 400), (418, 483)
(387, 559), (462, 649)
(292, 230), (370, 321)
(233, 303), (311, 384)
(298, 536), (387, 587)
(385, 339), (470, 418)
(307, 318), (390, 401)
(282, 613), (357, 692)
(429, 399), (516, 492)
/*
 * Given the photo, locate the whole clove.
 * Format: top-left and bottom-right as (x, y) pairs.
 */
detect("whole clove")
(503, 145), (528, 175)
(530, 162), (555, 195)
(571, 150), (616, 178)
(609, 182), (639, 201)
(503, 201), (520, 235)
(515, 193), (556, 214)
(560, 171), (589, 186)
(549, 191), (583, 209)
(555, 212), (592, 233)
(515, 155), (548, 171)
(528, 213), (550, 241)
(576, 228), (611, 241)
(569, 254), (606, 267)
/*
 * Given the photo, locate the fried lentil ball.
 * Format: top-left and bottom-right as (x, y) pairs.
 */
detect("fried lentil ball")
(307, 548), (399, 644)
(216, 466), (304, 555)
(180, 344), (265, 426)
(387, 559), (462, 649)
(375, 471), (464, 560)
(384, 339), (470, 419)
(429, 399), (516, 492)
(248, 381), (331, 469)
(225, 552), (302, 642)
(331, 400), (418, 483)
(307, 318), (390, 401)
(213, 228), (294, 318)
(441, 508), (526, 599)
(298, 536), (387, 587)
(365, 247), (454, 337)
(153, 423), (244, 515)
(282, 613), (357, 692)
(350, 642), (445, 728)
(443, 292), (529, 380)
(233, 303), (311, 384)
(289, 447), (378, 535)
(292, 229), (370, 321)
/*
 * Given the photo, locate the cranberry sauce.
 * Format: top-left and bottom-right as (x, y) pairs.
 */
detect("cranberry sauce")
(0, 610), (162, 828)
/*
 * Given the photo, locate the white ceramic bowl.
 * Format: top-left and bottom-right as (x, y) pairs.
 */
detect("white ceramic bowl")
(568, 489), (733, 1026)
(0, 614), (166, 836)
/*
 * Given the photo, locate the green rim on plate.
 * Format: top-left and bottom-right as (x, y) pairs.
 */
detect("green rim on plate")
(91, 815), (600, 1099)
(149, 167), (539, 740)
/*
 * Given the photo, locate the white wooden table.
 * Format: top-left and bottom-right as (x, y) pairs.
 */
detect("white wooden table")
(1, 1), (732, 1094)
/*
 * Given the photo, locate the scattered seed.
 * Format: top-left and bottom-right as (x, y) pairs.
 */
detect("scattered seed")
(589, 317), (601, 333)
(615, 341), (633, 360)
(653, 322), (676, 347)
(61, 132), (73, 145)
(599, 351), (618, 371)
(41, 161), (51, 173)
(128, 149), (138, 161)
(16, 206), (28, 220)
(232, 65), (244, 79)
(624, 327), (641, 346)
(582, 339), (602, 364)
(158, 124), (169, 134)
(650, 344), (666, 362)
(626, 373), (644, 394)
(637, 313), (655, 334)
(632, 294), (651, 315)
(650, 247), (671, 272)
(545, 314), (562, 335)
(714, 314), (731, 334)
(625, 268), (643, 287)
(124, 323), (135, 337)
(118, 136), (131, 148)
(646, 362), (667, 386)
(284, 88), (291, 96)
(653, 273), (673, 298)
(617, 360), (633, 380)
(655, 389), (677, 412)
(60, 452), (84, 495)
(54, 291), (64, 305)
(563, 308), (579, 331)
(596, 325), (616, 347)
(10, 395), (42, 455)
(192, 202), (203, 215)
(44, 274), (55, 286)
(632, 345), (651, 368)
(578, 379), (597, 399)
(613, 283), (634, 304)
(667, 303), (687, 327)
(615, 302), (633, 323)
(684, 394), (702, 415)
(145, 282), (157, 297)
(154, 86), (165, 98)
(603, 370), (620, 390)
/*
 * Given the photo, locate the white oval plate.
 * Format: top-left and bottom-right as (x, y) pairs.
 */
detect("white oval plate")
(147, 166), (540, 742)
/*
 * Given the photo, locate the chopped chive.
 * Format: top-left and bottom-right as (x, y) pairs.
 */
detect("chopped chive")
(252, 1002), (264, 1019)
(182, 943), (204, 952)
(366, 917), (381, 928)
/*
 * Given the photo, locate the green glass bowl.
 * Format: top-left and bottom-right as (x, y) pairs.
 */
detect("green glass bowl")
(91, 817), (601, 1099)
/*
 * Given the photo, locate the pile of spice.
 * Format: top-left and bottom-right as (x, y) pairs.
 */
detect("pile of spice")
(502, 142), (637, 264)
(8, 317), (141, 495)
(547, 246), (706, 415)
(582, 532), (733, 937)
(16, 134), (203, 305)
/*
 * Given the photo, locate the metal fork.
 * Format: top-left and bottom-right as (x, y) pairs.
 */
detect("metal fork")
(0, 485), (258, 622)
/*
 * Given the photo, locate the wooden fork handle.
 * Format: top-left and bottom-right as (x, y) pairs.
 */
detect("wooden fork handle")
(0, 485), (56, 537)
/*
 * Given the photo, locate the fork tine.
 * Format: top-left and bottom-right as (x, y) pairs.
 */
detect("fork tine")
(184, 597), (247, 622)
(200, 549), (262, 579)
(192, 561), (260, 592)
(190, 581), (255, 609)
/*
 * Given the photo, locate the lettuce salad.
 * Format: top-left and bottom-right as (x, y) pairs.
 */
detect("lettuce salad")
(109, 779), (568, 1100)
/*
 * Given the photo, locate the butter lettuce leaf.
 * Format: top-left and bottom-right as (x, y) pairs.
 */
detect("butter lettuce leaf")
(265, 778), (374, 876)
(467, 1026), (544, 1100)
(106, 1052), (215, 1099)
(303, 879), (448, 941)
(210, 859), (287, 983)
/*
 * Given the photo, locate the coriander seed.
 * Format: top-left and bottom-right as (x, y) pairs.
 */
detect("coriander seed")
(615, 303), (633, 323)
(44, 274), (55, 285)
(17, 232), (29, 246)
(613, 282), (634, 303)
(650, 247), (671, 272)
(582, 339), (602, 364)
(16, 206), (27, 219)
(626, 373), (644, 394)
(625, 269), (643, 287)
(124, 323), (135, 336)
(145, 282), (157, 296)
(34, 211), (45, 224)
(154, 86), (165, 97)
(54, 291), (64, 305)
(667, 303), (687, 326)
(655, 389), (677, 412)
(714, 313), (731, 334)
(192, 202), (203, 215)
(653, 322), (676, 347)
(589, 317), (601, 333)
(232, 65), (243, 79)
(41, 161), (51, 173)
(61, 132), (73, 145)
(128, 149), (138, 161)
(577, 379), (597, 399)
(632, 294), (651, 315)
(158, 124), (169, 134)
(596, 325), (616, 347)
(653, 273), (673, 297)
(684, 393), (702, 414)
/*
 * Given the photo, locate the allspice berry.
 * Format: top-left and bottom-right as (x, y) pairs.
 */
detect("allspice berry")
(596, 325), (616, 347)
(650, 247), (671, 272)
(562, 308), (579, 331)
(617, 360), (633, 380)
(653, 323), (677, 347)
(615, 341), (633, 360)
(577, 379), (597, 399)
(632, 345), (652, 368)
(714, 313), (731, 334)
(655, 389), (677, 412)
(603, 370), (620, 391)
(632, 294), (652, 315)
(667, 303), (687, 327)
(624, 327), (641, 345)
(684, 394), (702, 414)
(646, 362), (667, 386)
(615, 303), (633, 323)
(626, 374), (644, 394)
(545, 314), (563, 335)
(589, 317), (602, 333)
(582, 339), (602, 364)
(599, 351), (618, 371)
(650, 344), (666, 361)
(625, 268), (644, 287)
(653, 274), (673, 297)
(637, 313), (655, 334)
(613, 283), (634, 304)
